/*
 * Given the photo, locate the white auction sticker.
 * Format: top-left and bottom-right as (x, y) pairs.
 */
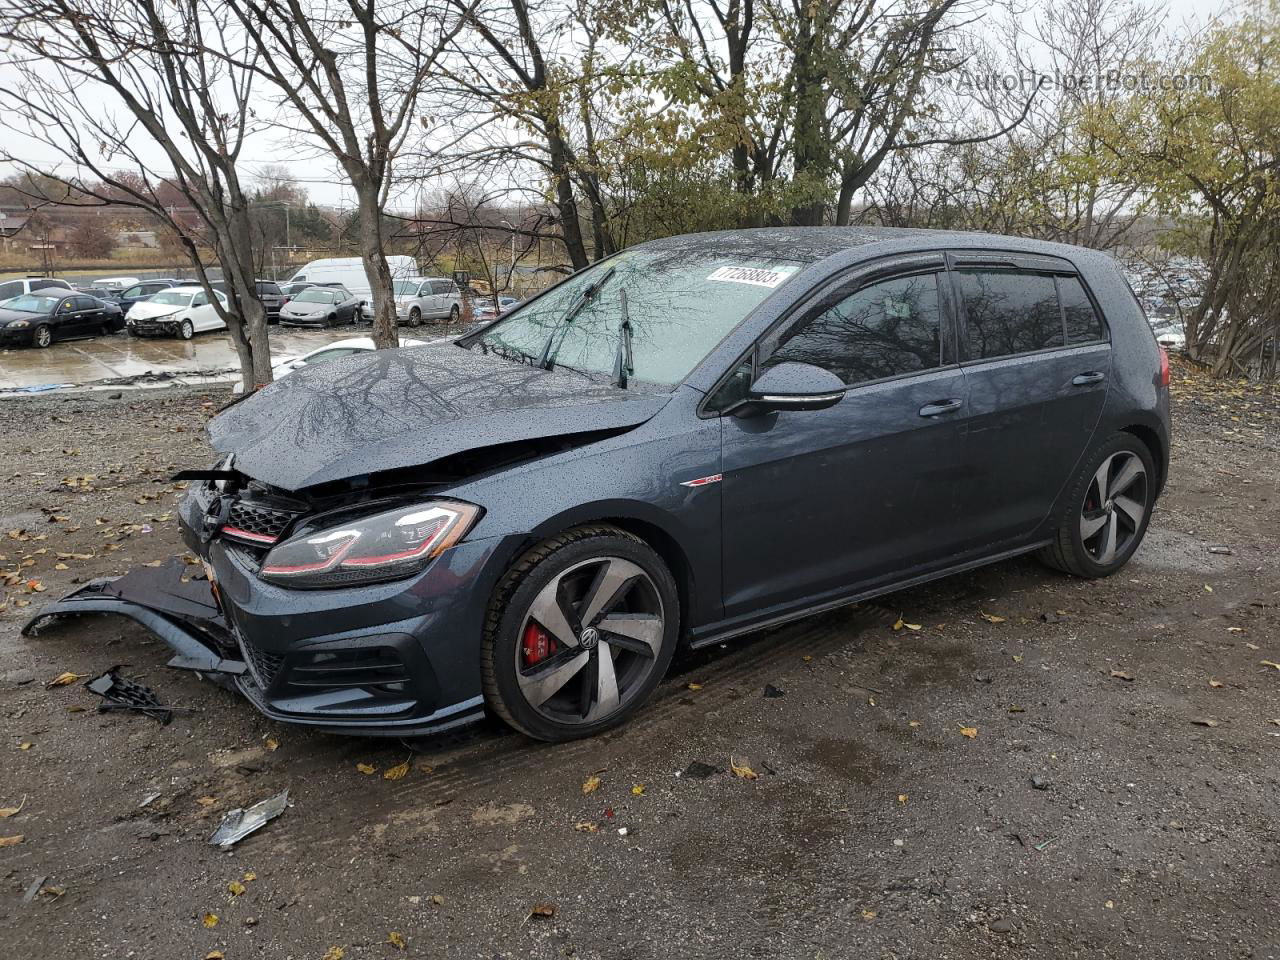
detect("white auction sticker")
(706, 265), (795, 288)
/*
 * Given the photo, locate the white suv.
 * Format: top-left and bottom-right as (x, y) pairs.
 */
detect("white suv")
(392, 277), (462, 327)
(0, 276), (73, 301)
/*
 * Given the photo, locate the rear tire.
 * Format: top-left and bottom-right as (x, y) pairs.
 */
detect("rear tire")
(1037, 432), (1155, 578)
(482, 525), (679, 742)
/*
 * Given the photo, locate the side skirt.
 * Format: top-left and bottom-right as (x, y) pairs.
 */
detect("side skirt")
(688, 540), (1051, 650)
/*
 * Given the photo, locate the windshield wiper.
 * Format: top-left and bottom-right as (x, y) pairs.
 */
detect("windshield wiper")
(612, 288), (634, 389)
(536, 266), (617, 371)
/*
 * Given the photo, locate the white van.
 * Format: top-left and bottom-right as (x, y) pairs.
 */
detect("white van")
(287, 256), (419, 319)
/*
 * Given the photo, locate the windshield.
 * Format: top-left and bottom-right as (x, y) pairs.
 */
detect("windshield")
(393, 280), (423, 296)
(469, 247), (803, 386)
(150, 290), (192, 306)
(295, 289), (339, 304)
(2, 294), (60, 313)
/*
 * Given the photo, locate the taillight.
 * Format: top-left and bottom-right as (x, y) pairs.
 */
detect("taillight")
(1158, 347), (1170, 387)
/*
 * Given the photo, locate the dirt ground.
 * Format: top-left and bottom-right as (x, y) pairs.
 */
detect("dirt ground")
(1, 362), (1278, 960)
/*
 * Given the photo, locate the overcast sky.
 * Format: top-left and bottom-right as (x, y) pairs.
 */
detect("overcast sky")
(0, 0), (1229, 211)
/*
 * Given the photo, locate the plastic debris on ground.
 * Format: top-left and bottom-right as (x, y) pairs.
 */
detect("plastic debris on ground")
(209, 789), (289, 849)
(85, 669), (173, 724)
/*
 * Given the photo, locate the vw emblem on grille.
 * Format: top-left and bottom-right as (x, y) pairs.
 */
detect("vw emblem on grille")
(579, 626), (600, 649)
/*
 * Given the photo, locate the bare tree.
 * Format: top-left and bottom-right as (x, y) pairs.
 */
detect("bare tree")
(222, 0), (472, 348)
(0, 0), (275, 387)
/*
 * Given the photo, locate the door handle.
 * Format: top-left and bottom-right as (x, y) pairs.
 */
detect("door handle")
(1072, 371), (1106, 386)
(918, 398), (963, 418)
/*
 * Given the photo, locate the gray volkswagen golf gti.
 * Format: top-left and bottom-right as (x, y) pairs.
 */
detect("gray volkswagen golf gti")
(81, 228), (1170, 742)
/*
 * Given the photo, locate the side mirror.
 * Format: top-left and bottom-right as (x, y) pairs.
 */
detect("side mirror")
(736, 362), (846, 416)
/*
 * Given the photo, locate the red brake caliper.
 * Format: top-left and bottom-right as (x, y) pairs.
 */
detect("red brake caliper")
(522, 621), (557, 667)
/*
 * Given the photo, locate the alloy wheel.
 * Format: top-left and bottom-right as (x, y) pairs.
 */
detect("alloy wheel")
(1079, 450), (1148, 565)
(514, 556), (665, 725)
(34, 325), (52, 348)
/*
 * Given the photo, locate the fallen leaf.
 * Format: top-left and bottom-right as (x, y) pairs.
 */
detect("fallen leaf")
(801, 654), (813, 662)
(959, 726), (978, 739)
(631, 784), (645, 796)
(1190, 718), (1219, 727)
(205, 952), (225, 960)
(228, 880), (246, 896)
(38, 885), (65, 899)
(1012, 655), (1024, 663)
(243, 871), (257, 882)
(53, 563), (68, 571)
(1209, 678), (1224, 688)
(1226, 627), (1245, 633)
(356, 763), (377, 775)
(908, 720), (920, 728)
(202, 912), (219, 928)
(686, 682), (703, 691)
(574, 821), (599, 833)
(196, 796), (218, 806)
(45, 672), (82, 688)
(1246, 642), (1260, 650)
(1104, 900), (1115, 910)
(729, 757), (758, 780)
(581, 774), (602, 794)
(387, 931), (406, 950)
(322, 949), (344, 960)
(383, 758), (411, 781)
(1109, 670), (1135, 682)
(1261, 661), (1280, 671)
(0, 835), (23, 846)
(891, 616), (922, 631)
(18, 742), (32, 751)
(897, 794), (908, 805)
(0, 797), (26, 818)
(980, 611), (1006, 624)
(264, 737), (279, 752)
(429, 894), (444, 906)
(527, 902), (556, 920)
(1204, 584), (1213, 593)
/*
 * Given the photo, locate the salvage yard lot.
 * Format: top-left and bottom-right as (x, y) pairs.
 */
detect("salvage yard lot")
(1, 363), (1278, 959)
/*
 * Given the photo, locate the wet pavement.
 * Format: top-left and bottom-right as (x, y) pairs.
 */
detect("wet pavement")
(0, 326), (378, 392)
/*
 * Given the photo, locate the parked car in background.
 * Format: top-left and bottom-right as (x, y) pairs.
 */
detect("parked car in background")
(279, 281), (315, 301)
(1151, 319), (1186, 350)
(233, 335), (429, 393)
(210, 279), (286, 320)
(126, 286), (228, 339)
(288, 256), (418, 319)
(393, 277), (463, 326)
(0, 276), (74, 301)
(147, 228), (1169, 743)
(116, 278), (185, 314)
(94, 276), (141, 294)
(472, 296), (521, 322)
(277, 285), (363, 327)
(0, 291), (123, 348)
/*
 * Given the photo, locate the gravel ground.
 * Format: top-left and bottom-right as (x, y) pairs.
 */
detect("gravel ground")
(1, 362), (1278, 960)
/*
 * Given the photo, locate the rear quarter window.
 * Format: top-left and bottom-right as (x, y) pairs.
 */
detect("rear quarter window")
(959, 271), (1063, 359)
(1059, 276), (1106, 344)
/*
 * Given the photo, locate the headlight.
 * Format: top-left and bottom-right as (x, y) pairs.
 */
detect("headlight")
(7, 319), (29, 328)
(259, 499), (481, 587)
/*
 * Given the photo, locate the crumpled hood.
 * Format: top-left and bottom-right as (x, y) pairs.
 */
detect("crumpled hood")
(128, 301), (184, 320)
(209, 342), (670, 491)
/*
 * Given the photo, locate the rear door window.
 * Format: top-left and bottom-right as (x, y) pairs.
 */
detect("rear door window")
(1059, 276), (1105, 344)
(765, 272), (944, 386)
(958, 271), (1063, 359)
(432, 281), (455, 295)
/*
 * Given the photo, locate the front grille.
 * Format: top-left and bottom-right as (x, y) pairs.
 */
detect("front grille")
(240, 636), (284, 689)
(225, 500), (299, 543)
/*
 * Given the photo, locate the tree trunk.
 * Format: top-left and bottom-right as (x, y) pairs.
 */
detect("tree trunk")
(354, 180), (400, 350)
(547, 124), (589, 270)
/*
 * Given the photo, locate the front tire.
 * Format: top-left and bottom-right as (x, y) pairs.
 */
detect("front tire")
(33, 324), (52, 348)
(407, 307), (422, 327)
(449, 304), (460, 323)
(482, 525), (679, 742)
(179, 319), (194, 340)
(1038, 433), (1155, 578)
